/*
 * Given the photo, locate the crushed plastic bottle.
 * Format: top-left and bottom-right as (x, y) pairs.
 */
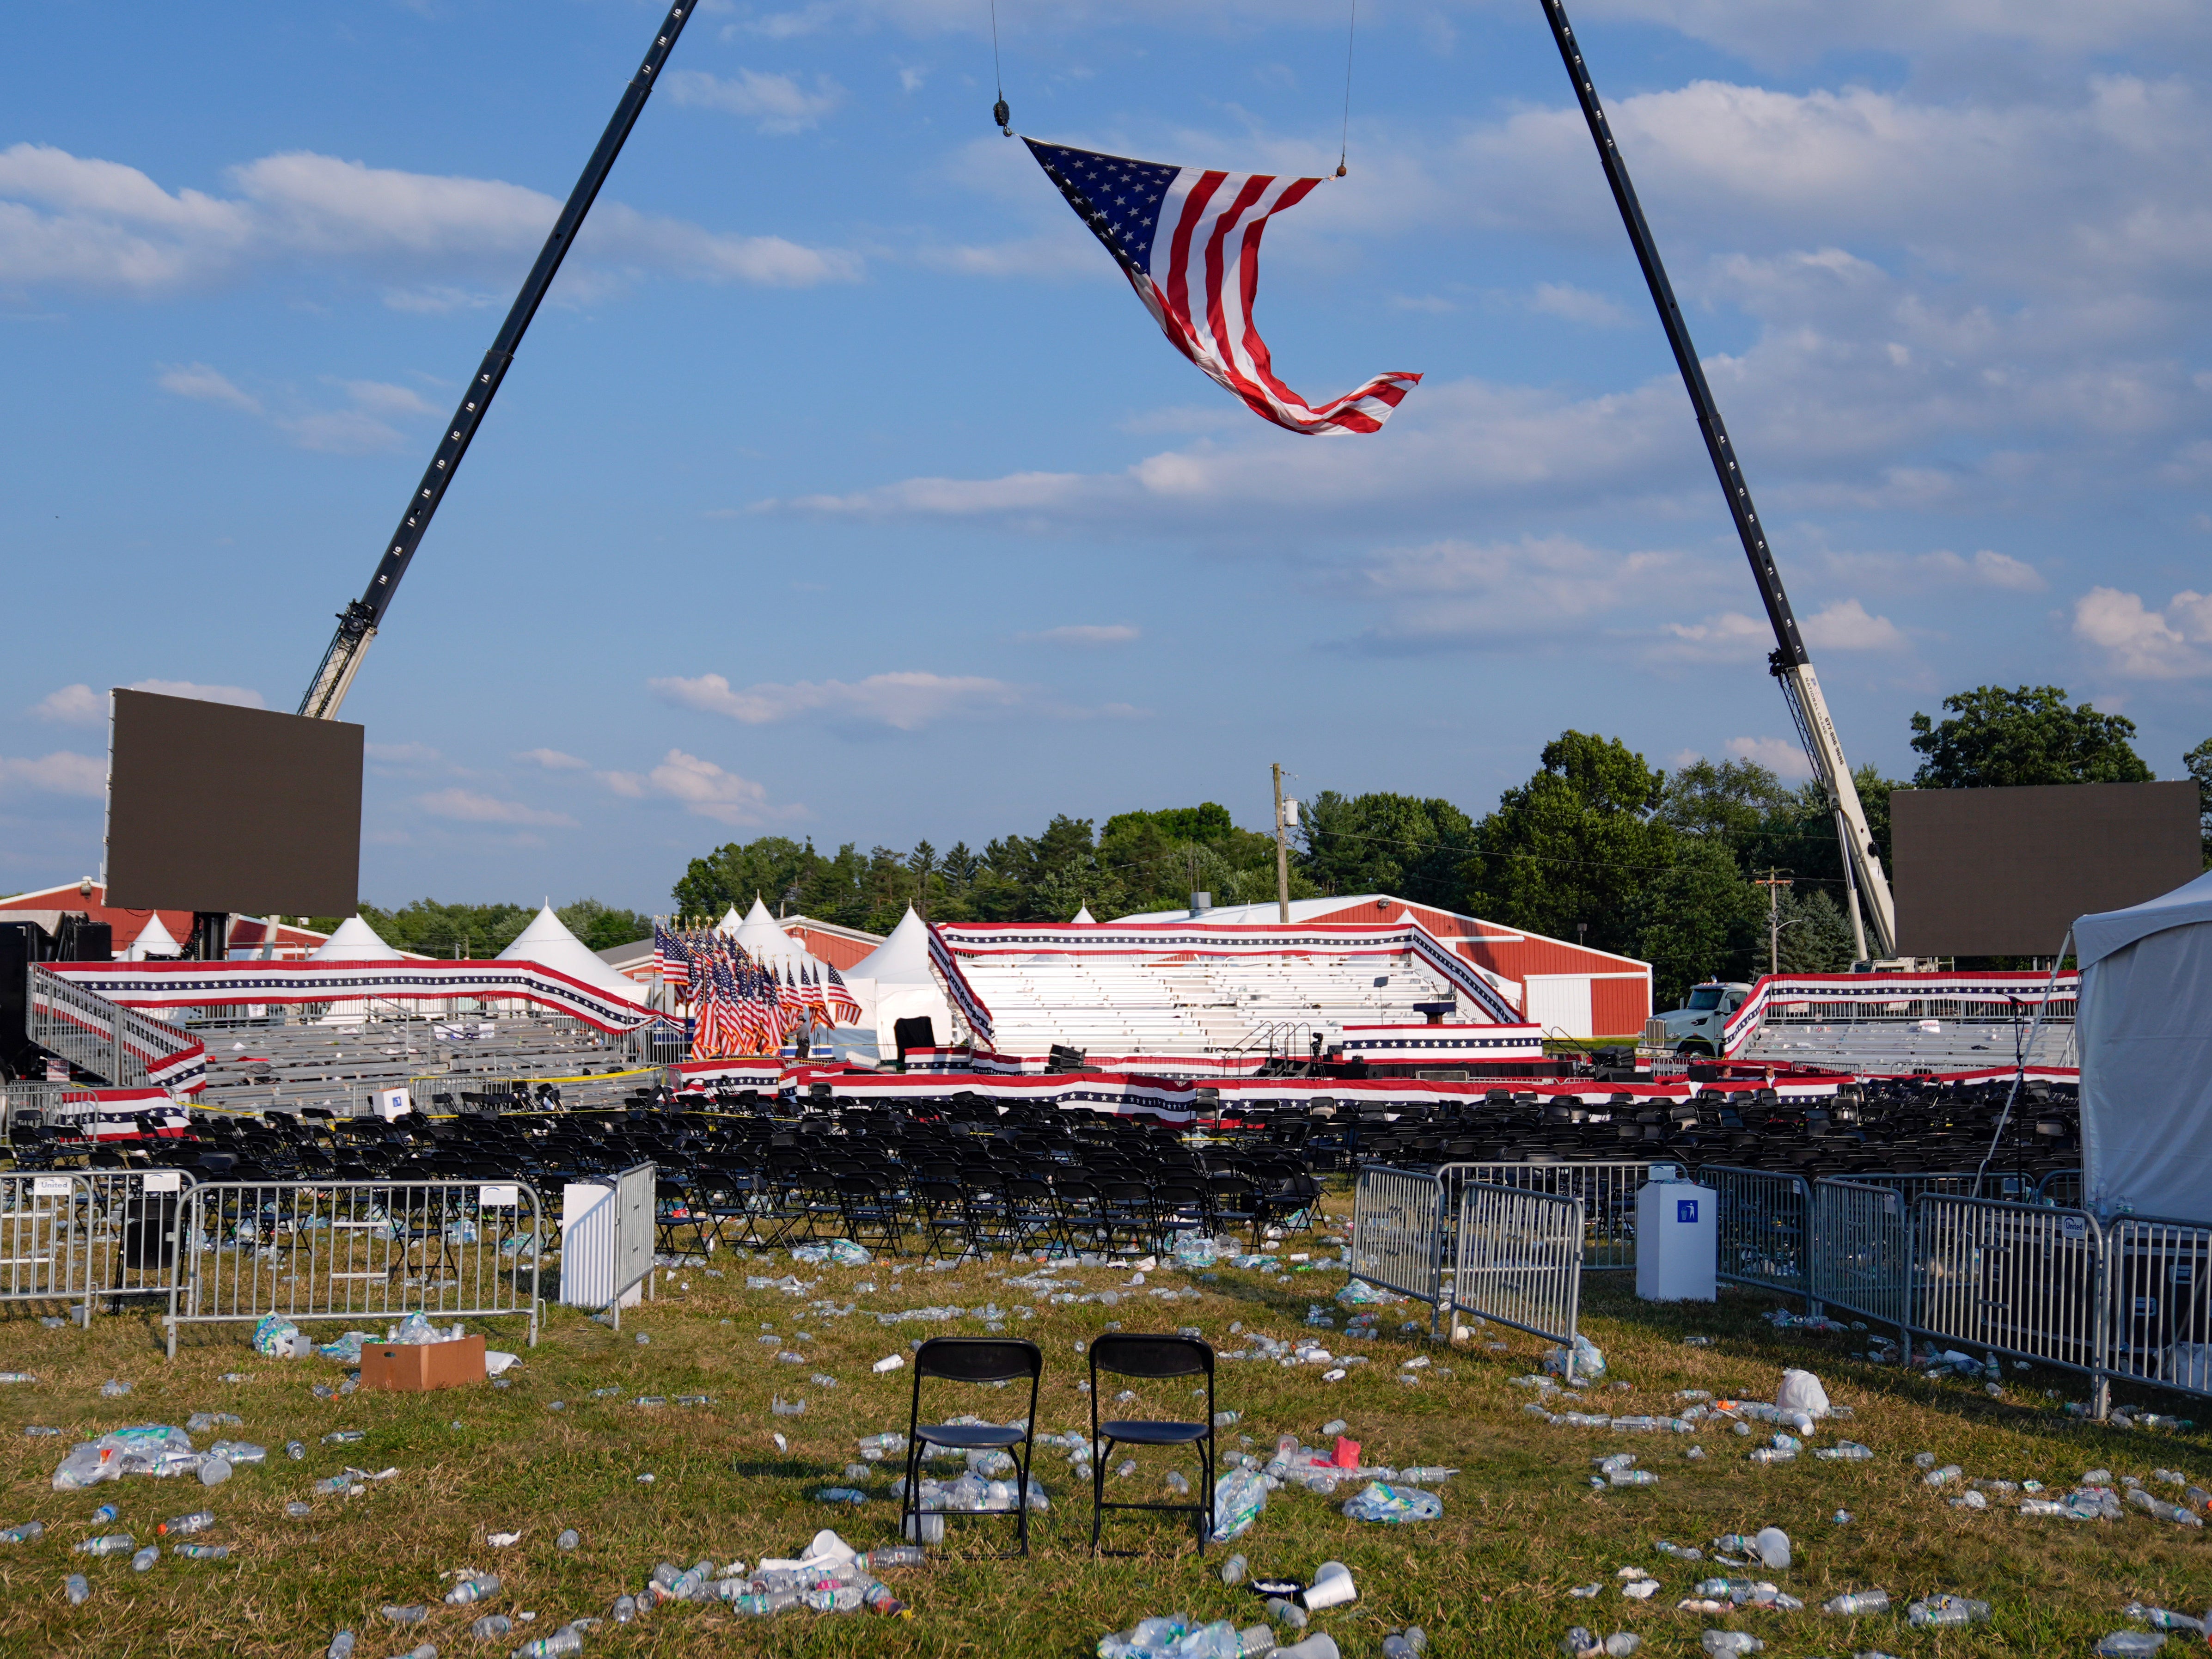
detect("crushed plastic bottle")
(472, 1615), (515, 1640)
(1824, 1590), (1890, 1616)
(1922, 1463), (1962, 1488)
(1816, 1441), (1873, 1461)
(0, 1521), (45, 1544)
(446, 1572), (501, 1604)
(2123, 1604), (2206, 1634)
(556, 1529), (580, 1552)
(1340, 1482), (1442, 1524)
(65, 1572), (90, 1604)
(381, 1604), (428, 1624)
(1222, 1552), (1248, 1586)
(1906, 1594), (1991, 1629)
(75, 1534), (134, 1556)
(1654, 1541), (1704, 1561)
(2097, 1635), (2169, 1658)
(1700, 1635), (1762, 1656)
(511, 1630), (586, 1659)
(287, 1440), (306, 1461)
(176, 1543), (229, 1559)
(130, 1544), (159, 1572)
(327, 1634), (354, 1659)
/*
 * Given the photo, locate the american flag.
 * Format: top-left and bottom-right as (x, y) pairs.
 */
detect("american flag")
(824, 962), (863, 1025)
(1026, 139), (1420, 435)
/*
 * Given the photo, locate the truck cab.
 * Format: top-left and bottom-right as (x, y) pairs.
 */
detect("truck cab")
(1651, 980), (1753, 1054)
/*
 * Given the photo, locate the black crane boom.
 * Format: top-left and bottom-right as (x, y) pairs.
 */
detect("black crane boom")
(299, 0), (697, 719)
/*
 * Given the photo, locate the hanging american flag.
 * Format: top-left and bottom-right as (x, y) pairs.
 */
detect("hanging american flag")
(1025, 139), (1420, 436)
(824, 962), (863, 1025)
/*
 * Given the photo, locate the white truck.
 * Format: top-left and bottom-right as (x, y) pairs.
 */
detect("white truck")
(1647, 981), (1754, 1055)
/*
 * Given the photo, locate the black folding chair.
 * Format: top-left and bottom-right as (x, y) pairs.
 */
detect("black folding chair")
(1088, 1333), (1216, 1555)
(902, 1337), (1044, 1555)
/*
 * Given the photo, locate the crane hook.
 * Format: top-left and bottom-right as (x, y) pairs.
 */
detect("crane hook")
(993, 96), (1011, 135)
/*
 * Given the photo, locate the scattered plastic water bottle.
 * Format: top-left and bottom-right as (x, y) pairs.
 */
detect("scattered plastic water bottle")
(1381, 1630), (1428, 1659)
(1906, 1594), (1990, 1629)
(0, 1373), (34, 1384)
(1832, 1510), (1852, 1525)
(130, 1545), (159, 1573)
(65, 1572), (90, 1605)
(176, 1544), (229, 1560)
(612, 1595), (637, 1624)
(159, 1511), (215, 1537)
(75, 1534), (134, 1557)
(324, 1430), (365, 1445)
(1222, 1552), (1248, 1586)
(100, 1379), (132, 1397)
(1815, 1441), (1873, 1461)
(447, 1573), (501, 1604)
(2097, 1635), (2169, 1658)
(0, 1522), (45, 1544)
(859, 1546), (926, 1569)
(92, 1504), (118, 1524)
(287, 1501), (312, 1518)
(381, 1604), (428, 1624)
(313, 1475), (353, 1495)
(2123, 1605), (2206, 1635)
(1700, 1634), (1762, 1656)
(556, 1529), (580, 1552)
(472, 1615), (515, 1640)
(1823, 1590), (1890, 1616)
(511, 1623), (586, 1656)
(327, 1635), (355, 1659)
(1166, 1472), (1191, 1495)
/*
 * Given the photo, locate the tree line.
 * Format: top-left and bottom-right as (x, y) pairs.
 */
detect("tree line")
(341, 686), (2209, 1009)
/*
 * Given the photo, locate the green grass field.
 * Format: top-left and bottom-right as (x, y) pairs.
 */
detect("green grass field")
(0, 1197), (2206, 1658)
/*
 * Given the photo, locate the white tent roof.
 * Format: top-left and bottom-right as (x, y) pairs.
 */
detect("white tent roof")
(732, 897), (813, 969)
(309, 915), (403, 961)
(2077, 868), (2212, 967)
(852, 905), (935, 987)
(499, 904), (648, 1003)
(1071, 905), (1096, 924)
(713, 904), (744, 936)
(131, 912), (181, 959)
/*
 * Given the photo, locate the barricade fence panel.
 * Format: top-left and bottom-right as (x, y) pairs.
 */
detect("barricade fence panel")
(166, 1179), (543, 1357)
(1697, 1166), (1812, 1297)
(611, 1161), (657, 1312)
(1350, 1166), (1447, 1310)
(1913, 1194), (2103, 1378)
(1436, 1160), (1649, 1271)
(77, 1169), (198, 1309)
(1809, 1180), (1912, 1331)
(1447, 1182), (1583, 1355)
(2106, 1217), (2212, 1399)
(0, 1173), (86, 1308)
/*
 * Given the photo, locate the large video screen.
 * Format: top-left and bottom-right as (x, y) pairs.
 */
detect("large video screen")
(105, 689), (363, 916)
(1892, 780), (2202, 956)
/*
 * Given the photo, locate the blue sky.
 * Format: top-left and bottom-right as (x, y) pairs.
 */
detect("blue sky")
(3, 0), (2207, 914)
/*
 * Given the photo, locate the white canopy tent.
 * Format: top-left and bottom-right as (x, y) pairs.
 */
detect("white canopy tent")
(849, 905), (953, 1055)
(2079, 868), (2212, 1225)
(725, 898), (815, 972)
(308, 915), (403, 962)
(500, 905), (651, 1006)
(128, 913), (181, 961)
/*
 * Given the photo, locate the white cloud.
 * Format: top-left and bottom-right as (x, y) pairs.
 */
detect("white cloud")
(0, 143), (857, 298)
(2072, 585), (2212, 678)
(1530, 282), (1626, 326)
(516, 748), (591, 771)
(1723, 735), (1815, 779)
(33, 684), (102, 723)
(1654, 610), (1773, 662)
(1348, 534), (1697, 651)
(666, 69), (845, 135)
(1022, 624), (1139, 646)
(1922, 549), (2048, 592)
(0, 752), (107, 797)
(339, 380), (436, 418)
(647, 749), (777, 826)
(651, 669), (1028, 730)
(415, 788), (575, 827)
(127, 679), (266, 708)
(156, 362), (260, 413)
(1799, 597), (1907, 650)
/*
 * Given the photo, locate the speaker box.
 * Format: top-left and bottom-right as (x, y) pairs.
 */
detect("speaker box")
(55, 917), (113, 963)
(0, 919), (51, 1073)
(892, 1016), (937, 1062)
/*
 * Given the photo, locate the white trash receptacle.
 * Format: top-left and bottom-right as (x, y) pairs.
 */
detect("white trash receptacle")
(1636, 1167), (1716, 1301)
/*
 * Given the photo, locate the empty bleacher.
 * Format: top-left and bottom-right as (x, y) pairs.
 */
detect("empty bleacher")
(957, 950), (1459, 1054)
(1739, 1016), (2077, 1076)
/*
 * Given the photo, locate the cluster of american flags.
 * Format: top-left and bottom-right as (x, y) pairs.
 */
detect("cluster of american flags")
(652, 924), (862, 1059)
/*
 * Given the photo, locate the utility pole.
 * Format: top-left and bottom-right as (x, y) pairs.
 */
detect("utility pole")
(1754, 869), (1793, 977)
(1272, 764), (1292, 924)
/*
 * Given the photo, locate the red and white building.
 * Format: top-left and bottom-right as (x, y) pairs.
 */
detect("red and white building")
(0, 880), (335, 960)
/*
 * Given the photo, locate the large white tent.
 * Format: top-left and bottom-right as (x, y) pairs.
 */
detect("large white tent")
(309, 915), (403, 962)
(849, 905), (953, 1057)
(725, 897), (814, 971)
(2079, 868), (2212, 1225)
(128, 913), (181, 960)
(500, 904), (651, 1006)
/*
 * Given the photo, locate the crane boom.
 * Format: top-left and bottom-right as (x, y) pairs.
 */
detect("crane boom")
(1534, 0), (1898, 959)
(299, 0), (698, 721)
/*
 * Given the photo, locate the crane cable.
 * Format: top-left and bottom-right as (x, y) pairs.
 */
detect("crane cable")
(990, 0), (1012, 134)
(1336, 0), (1357, 176)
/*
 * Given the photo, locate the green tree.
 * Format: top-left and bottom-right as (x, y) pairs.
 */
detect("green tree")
(1462, 732), (1674, 955)
(1908, 686), (2154, 787)
(1296, 791), (1479, 909)
(1657, 758), (1794, 848)
(1628, 834), (1761, 1008)
(2187, 737), (2212, 865)
(361, 899), (533, 957)
(1774, 886), (1858, 974)
(556, 899), (651, 953)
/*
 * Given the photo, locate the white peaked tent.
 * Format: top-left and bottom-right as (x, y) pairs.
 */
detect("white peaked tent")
(1072, 905), (1096, 924)
(729, 897), (814, 970)
(849, 905), (952, 1054)
(499, 905), (649, 1004)
(2079, 868), (2212, 1225)
(309, 915), (403, 961)
(128, 913), (182, 960)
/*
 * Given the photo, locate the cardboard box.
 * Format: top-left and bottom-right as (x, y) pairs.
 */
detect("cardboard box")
(360, 1334), (485, 1392)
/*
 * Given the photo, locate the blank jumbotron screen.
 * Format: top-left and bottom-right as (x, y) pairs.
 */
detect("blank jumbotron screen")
(1892, 780), (2202, 956)
(105, 688), (363, 915)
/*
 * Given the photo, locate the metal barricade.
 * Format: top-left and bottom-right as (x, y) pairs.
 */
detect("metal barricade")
(556, 1163), (657, 1328)
(75, 1170), (197, 1310)
(1809, 1180), (1910, 1333)
(0, 1172), (86, 1310)
(1698, 1166), (1812, 1299)
(166, 1179), (543, 1357)
(1349, 1166), (1448, 1313)
(2105, 1216), (2212, 1399)
(1913, 1194), (2104, 1386)
(1437, 1160), (1649, 1270)
(1447, 1182), (1583, 1357)
(2035, 1169), (2084, 1209)
(0, 1081), (73, 1148)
